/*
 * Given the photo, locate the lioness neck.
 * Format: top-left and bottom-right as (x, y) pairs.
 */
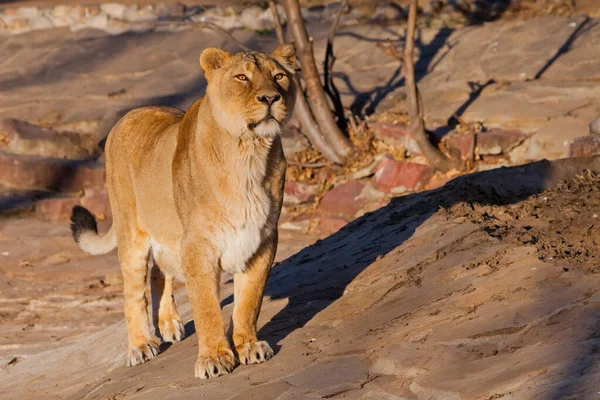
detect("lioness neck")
(193, 96), (275, 182)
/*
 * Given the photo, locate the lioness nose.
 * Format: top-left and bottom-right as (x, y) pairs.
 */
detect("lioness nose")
(257, 94), (281, 106)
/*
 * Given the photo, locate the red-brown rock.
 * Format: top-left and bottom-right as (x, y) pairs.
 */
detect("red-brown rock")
(569, 136), (600, 157)
(372, 155), (434, 193)
(0, 152), (105, 191)
(318, 181), (365, 219)
(369, 122), (421, 154)
(35, 195), (80, 221)
(476, 129), (527, 155)
(283, 181), (319, 205)
(443, 131), (475, 160)
(81, 188), (111, 219)
(0, 118), (98, 159)
(318, 216), (348, 235)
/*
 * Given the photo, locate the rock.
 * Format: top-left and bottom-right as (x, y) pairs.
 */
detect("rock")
(318, 216), (348, 235)
(106, 18), (129, 35)
(442, 131), (475, 160)
(373, 2), (406, 23)
(476, 128), (527, 156)
(52, 5), (70, 18)
(239, 6), (272, 31)
(65, 163), (106, 192)
(69, 5), (87, 20)
(35, 195), (80, 221)
(283, 182), (319, 206)
(30, 16), (54, 31)
(100, 3), (127, 20)
(123, 5), (158, 23)
(280, 220), (311, 231)
(510, 117), (588, 163)
(86, 6), (102, 17)
(86, 15), (109, 31)
(16, 7), (41, 19)
(5, 18), (30, 32)
(590, 116), (600, 135)
(318, 181), (366, 219)
(425, 174), (453, 191)
(569, 136), (600, 157)
(81, 188), (111, 219)
(155, 2), (187, 20)
(369, 122), (421, 155)
(49, 7), (71, 28)
(372, 155), (434, 194)
(0, 119), (98, 159)
(0, 152), (105, 191)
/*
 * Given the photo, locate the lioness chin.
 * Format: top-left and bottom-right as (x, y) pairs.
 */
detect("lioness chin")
(70, 44), (297, 379)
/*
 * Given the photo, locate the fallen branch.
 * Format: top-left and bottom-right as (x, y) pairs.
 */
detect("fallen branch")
(287, 161), (328, 168)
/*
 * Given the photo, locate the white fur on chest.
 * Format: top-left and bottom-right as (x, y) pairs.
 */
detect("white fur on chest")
(218, 187), (272, 274)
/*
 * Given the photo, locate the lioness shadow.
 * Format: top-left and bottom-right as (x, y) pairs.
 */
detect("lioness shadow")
(258, 156), (600, 352)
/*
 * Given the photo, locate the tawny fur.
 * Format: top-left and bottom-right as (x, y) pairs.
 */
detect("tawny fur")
(70, 44), (296, 379)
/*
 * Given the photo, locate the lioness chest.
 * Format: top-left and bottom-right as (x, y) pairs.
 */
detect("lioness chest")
(217, 185), (274, 274)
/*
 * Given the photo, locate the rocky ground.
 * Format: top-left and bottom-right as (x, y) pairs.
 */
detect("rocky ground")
(1, 1), (600, 399)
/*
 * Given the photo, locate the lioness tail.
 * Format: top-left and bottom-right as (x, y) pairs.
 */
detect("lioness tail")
(70, 205), (116, 255)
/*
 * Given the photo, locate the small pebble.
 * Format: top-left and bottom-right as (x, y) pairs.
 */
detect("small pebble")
(1, 251), (9, 256)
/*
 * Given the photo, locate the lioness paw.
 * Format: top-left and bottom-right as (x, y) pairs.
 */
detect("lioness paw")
(127, 339), (160, 367)
(236, 341), (274, 365)
(195, 349), (236, 379)
(159, 317), (185, 343)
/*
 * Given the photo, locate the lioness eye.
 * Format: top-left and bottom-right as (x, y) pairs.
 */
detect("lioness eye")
(235, 74), (248, 81)
(274, 73), (285, 81)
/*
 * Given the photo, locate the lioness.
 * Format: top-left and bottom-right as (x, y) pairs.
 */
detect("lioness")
(70, 44), (296, 379)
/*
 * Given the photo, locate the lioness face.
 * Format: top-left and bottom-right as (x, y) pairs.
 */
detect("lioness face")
(200, 44), (297, 137)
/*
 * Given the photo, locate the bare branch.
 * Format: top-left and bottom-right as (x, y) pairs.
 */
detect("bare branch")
(196, 21), (251, 52)
(323, 0), (349, 132)
(268, 0), (285, 44)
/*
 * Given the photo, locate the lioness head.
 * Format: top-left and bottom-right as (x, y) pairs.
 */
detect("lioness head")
(200, 44), (297, 137)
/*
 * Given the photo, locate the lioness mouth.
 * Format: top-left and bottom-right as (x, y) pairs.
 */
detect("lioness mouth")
(247, 115), (279, 130)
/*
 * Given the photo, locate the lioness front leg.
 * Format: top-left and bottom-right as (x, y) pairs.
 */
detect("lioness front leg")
(182, 237), (236, 379)
(233, 234), (277, 365)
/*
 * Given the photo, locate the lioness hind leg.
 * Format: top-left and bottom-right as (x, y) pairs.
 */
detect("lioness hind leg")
(118, 231), (160, 367)
(232, 234), (277, 365)
(150, 265), (184, 343)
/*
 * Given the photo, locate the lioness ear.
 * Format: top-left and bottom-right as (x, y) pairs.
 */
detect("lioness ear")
(199, 48), (231, 78)
(272, 43), (296, 71)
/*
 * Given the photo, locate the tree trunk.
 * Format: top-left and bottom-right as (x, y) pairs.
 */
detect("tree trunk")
(404, 0), (455, 172)
(281, 0), (352, 160)
(269, 0), (345, 164)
